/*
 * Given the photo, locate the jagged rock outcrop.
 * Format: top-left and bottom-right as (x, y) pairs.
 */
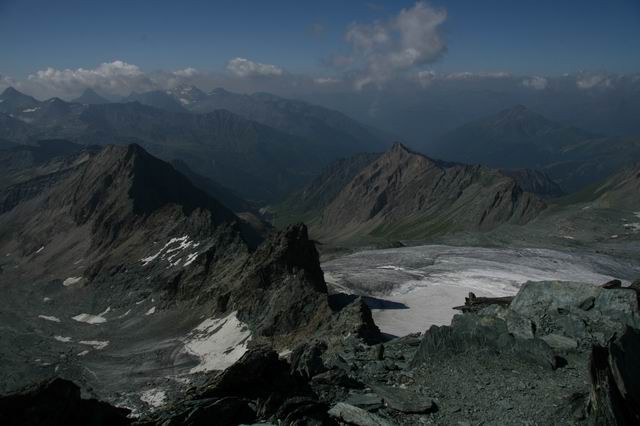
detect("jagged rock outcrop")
(588, 327), (640, 425)
(143, 347), (331, 425)
(0, 378), (131, 426)
(315, 143), (545, 242)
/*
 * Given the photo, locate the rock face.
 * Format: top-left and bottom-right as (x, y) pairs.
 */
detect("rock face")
(144, 347), (331, 425)
(409, 279), (640, 425)
(509, 281), (640, 347)
(315, 143), (545, 242)
(274, 152), (382, 225)
(589, 327), (640, 425)
(0, 378), (131, 426)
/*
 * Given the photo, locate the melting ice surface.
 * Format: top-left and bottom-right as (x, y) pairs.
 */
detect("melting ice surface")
(323, 245), (640, 337)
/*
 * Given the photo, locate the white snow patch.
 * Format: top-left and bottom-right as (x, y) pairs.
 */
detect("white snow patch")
(35, 246), (45, 254)
(561, 235), (575, 240)
(63, 276), (82, 286)
(141, 235), (200, 267)
(38, 315), (60, 322)
(72, 307), (110, 324)
(179, 98), (190, 105)
(77, 350), (90, 356)
(624, 223), (640, 232)
(43, 297), (52, 302)
(79, 340), (109, 350)
(183, 252), (199, 266)
(279, 349), (292, 358)
(22, 107), (39, 113)
(117, 309), (131, 318)
(54, 335), (72, 343)
(184, 311), (251, 373)
(140, 389), (167, 408)
(145, 306), (156, 316)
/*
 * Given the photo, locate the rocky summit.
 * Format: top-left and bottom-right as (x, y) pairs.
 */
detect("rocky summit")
(312, 143), (545, 242)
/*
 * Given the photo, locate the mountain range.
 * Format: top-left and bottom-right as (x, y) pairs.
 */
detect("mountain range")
(0, 86), (387, 202)
(429, 105), (640, 192)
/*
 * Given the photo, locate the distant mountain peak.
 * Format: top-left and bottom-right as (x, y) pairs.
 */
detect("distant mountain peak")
(72, 88), (109, 104)
(389, 142), (412, 154)
(1, 86), (35, 101)
(1, 86), (21, 97)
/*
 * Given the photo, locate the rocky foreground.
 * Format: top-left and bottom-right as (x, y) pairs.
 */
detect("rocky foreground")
(2, 277), (639, 426)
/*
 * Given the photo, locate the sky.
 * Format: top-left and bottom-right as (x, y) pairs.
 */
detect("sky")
(1, 0), (639, 97)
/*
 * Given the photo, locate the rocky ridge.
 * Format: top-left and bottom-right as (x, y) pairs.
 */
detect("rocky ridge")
(313, 143), (545, 242)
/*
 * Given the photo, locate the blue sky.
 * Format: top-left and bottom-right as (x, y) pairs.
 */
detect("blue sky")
(1, 0), (639, 79)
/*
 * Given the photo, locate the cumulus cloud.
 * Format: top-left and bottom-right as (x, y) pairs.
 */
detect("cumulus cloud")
(521, 76), (548, 90)
(576, 73), (612, 90)
(341, 1), (447, 89)
(19, 61), (211, 98)
(27, 60), (158, 96)
(226, 57), (284, 78)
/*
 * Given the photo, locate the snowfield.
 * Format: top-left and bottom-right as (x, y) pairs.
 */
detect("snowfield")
(322, 245), (640, 337)
(183, 311), (251, 373)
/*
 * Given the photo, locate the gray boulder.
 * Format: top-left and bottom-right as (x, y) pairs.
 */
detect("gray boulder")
(328, 402), (394, 426)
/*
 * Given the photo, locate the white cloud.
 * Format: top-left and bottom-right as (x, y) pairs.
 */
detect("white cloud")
(21, 61), (209, 98)
(226, 57), (284, 78)
(173, 67), (200, 78)
(414, 70), (437, 87)
(0, 74), (16, 91)
(442, 71), (511, 81)
(522, 76), (548, 90)
(314, 77), (341, 85)
(342, 1), (447, 89)
(27, 60), (156, 96)
(576, 73), (612, 90)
